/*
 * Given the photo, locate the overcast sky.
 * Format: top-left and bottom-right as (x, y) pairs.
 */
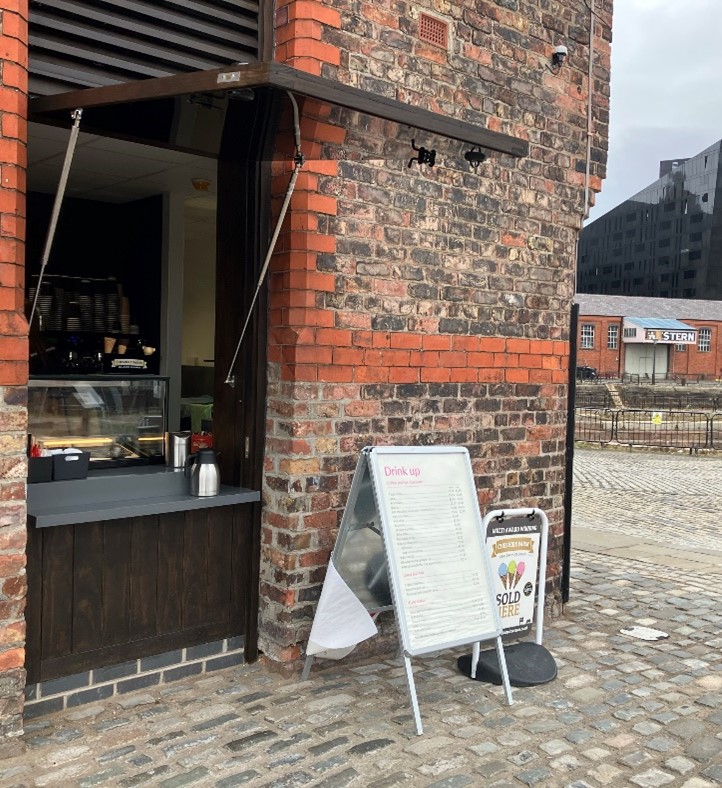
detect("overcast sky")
(587, 0), (722, 222)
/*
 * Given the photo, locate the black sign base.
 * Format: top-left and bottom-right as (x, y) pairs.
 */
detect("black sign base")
(457, 641), (557, 687)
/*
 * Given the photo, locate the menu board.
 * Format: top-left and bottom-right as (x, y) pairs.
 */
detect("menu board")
(368, 446), (500, 656)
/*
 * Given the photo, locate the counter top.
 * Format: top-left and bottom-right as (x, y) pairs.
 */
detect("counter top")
(28, 466), (260, 528)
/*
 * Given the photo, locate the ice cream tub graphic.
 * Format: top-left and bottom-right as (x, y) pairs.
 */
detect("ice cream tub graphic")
(486, 516), (542, 637)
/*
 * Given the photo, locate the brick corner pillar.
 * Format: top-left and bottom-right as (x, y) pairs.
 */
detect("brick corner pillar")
(0, 0), (29, 747)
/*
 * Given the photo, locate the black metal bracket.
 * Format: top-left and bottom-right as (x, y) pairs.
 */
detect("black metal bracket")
(464, 146), (486, 169)
(408, 138), (436, 168)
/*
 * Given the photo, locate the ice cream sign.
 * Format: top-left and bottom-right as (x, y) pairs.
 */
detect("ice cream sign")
(486, 517), (542, 637)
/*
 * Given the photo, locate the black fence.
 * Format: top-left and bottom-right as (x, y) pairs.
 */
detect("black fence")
(575, 408), (717, 450)
(576, 389), (722, 411)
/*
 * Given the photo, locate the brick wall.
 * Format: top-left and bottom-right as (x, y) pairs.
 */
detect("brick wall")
(0, 0), (28, 742)
(261, 1), (613, 663)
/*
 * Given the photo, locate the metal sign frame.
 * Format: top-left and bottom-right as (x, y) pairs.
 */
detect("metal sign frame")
(304, 445), (513, 735)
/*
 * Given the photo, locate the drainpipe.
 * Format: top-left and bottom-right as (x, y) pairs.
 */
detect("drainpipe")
(582, 0), (595, 221)
(563, 0), (597, 604)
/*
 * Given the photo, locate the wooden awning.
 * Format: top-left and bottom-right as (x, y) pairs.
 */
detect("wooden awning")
(30, 62), (529, 158)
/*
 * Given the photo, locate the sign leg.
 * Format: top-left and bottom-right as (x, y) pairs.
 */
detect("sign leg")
(301, 654), (314, 681)
(470, 642), (480, 678)
(494, 636), (513, 706)
(402, 655), (424, 735)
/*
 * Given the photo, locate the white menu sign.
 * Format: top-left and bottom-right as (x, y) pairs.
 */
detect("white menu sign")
(368, 446), (501, 656)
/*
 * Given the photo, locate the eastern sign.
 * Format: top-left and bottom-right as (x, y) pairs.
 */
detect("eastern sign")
(644, 328), (696, 344)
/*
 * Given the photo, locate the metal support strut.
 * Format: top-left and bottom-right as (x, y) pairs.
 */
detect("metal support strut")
(224, 91), (305, 386)
(28, 109), (83, 328)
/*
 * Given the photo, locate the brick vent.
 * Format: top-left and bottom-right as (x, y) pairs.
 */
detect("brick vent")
(418, 13), (448, 48)
(23, 637), (244, 719)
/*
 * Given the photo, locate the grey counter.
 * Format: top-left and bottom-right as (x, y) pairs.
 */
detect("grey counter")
(28, 466), (260, 528)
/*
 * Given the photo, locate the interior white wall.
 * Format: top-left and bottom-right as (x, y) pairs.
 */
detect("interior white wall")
(182, 201), (216, 368)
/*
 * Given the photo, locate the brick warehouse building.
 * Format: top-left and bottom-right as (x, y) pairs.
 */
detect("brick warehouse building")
(0, 1), (612, 739)
(576, 293), (722, 381)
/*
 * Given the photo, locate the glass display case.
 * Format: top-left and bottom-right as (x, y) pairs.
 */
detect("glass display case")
(28, 376), (168, 468)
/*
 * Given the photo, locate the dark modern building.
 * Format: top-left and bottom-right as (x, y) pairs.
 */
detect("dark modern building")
(578, 141), (722, 299)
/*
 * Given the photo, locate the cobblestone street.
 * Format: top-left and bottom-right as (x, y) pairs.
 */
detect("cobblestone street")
(2, 448), (722, 787)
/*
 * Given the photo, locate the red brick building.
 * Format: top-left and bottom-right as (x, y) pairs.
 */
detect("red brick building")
(576, 294), (722, 381)
(0, 1), (612, 739)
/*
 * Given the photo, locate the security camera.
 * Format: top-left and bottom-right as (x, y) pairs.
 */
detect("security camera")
(552, 45), (568, 67)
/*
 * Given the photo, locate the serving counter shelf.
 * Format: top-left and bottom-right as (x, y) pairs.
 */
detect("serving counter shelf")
(27, 466), (260, 528)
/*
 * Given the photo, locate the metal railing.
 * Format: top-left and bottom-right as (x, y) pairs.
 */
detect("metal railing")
(575, 408), (717, 450)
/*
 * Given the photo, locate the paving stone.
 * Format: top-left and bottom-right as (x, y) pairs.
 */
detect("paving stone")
(313, 768), (359, 788)
(685, 736), (722, 762)
(701, 764), (722, 781)
(629, 769), (675, 787)
(215, 771), (262, 787)
(664, 756), (698, 775)
(347, 739), (394, 756)
(515, 767), (552, 785)
(644, 737), (678, 753)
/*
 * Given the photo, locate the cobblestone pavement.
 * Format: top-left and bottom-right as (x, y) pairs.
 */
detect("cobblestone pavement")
(573, 448), (722, 554)
(2, 449), (722, 787)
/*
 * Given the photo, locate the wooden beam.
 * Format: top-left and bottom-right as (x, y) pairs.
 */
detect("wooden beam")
(266, 64), (528, 157)
(30, 62), (528, 157)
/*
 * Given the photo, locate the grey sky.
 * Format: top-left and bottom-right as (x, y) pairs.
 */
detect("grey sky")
(588, 0), (722, 222)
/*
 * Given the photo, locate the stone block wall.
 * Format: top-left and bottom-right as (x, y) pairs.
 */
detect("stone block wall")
(0, 0), (28, 741)
(261, 1), (613, 663)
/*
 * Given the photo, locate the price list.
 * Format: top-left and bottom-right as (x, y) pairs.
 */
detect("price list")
(375, 452), (496, 653)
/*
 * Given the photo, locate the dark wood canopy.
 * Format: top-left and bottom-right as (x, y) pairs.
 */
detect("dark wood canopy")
(30, 61), (529, 158)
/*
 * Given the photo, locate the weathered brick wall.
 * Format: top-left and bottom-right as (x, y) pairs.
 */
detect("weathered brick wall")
(0, 0), (28, 741)
(262, 0), (613, 663)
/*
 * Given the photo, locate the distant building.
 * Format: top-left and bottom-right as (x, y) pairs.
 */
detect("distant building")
(578, 141), (722, 300)
(575, 294), (722, 381)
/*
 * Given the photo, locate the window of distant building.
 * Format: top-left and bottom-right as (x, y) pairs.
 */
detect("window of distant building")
(623, 327), (637, 338)
(683, 269), (696, 279)
(581, 324), (595, 349)
(607, 325), (618, 350)
(676, 344), (686, 352)
(682, 288), (695, 297)
(691, 213), (703, 223)
(698, 328), (711, 352)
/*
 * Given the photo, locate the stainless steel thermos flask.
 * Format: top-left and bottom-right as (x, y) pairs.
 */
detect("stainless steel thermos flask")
(184, 449), (220, 497)
(165, 431), (191, 470)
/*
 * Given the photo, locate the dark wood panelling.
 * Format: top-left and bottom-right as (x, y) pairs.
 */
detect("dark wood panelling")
(41, 526), (74, 662)
(101, 519), (131, 647)
(25, 504), (251, 684)
(130, 516), (159, 639)
(207, 508), (233, 622)
(182, 509), (208, 629)
(29, 0), (260, 96)
(157, 511), (185, 634)
(72, 522), (103, 653)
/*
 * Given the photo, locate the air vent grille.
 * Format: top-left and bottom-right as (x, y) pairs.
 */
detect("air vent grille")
(419, 13), (448, 48)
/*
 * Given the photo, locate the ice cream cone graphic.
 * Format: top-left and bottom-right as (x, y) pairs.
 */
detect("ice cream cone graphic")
(498, 562), (507, 589)
(513, 560), (525, 588)
(507, 560), (516, 590)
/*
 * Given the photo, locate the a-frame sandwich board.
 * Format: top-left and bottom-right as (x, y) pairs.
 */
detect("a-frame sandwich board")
(303, 445), (513, 735)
